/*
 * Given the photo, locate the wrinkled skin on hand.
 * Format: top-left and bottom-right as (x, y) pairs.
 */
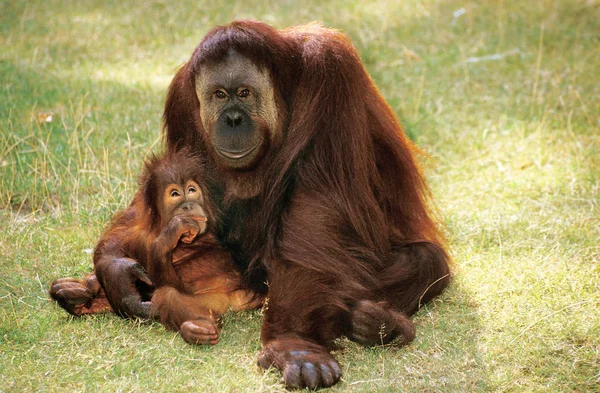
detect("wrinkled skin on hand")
(257, 338), (343, 390)
(95, 258), (154, 319)
(49, 275), (111, 316)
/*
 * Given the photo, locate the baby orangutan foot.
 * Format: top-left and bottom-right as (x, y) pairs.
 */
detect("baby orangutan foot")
(180, 317), (219, 345)
(49, 275), (112, 316)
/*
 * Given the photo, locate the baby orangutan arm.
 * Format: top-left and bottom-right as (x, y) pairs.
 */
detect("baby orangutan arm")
(150, 233), (263, 345)
(147, 214), (222, 345)
(146, 214), (205, 289)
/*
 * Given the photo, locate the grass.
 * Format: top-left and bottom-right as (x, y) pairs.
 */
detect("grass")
(1, 0), (599, 391)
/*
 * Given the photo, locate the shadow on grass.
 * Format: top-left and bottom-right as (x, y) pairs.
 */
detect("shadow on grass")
(330, 280), (487, 392)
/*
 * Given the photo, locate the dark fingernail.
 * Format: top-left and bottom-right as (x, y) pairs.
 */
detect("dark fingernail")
(320, 363), (334, 386)
(302, 363), (319, 389)
(283, 363), (302, 388)
(330, 361), (342, 378)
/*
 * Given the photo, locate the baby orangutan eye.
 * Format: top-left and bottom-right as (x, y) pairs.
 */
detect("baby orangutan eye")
(187, 186), (197, 194)
(170, 189), (181, 198)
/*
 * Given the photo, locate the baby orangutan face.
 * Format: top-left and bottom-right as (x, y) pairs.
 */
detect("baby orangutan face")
(161, 179), (208, 238)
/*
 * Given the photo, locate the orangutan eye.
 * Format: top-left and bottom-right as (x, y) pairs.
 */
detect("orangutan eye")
(214, 90), (227, 99)
(170, 189), (181, 198)
(187, 186), (197, 194)
(238, 88), (250, 98)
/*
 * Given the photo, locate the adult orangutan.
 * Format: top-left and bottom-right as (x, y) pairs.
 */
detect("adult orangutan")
(50, 149), (262, 345)
(54, 20), (451, 389)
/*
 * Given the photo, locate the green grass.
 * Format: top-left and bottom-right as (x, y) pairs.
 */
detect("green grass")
(1, 0), (599, 391)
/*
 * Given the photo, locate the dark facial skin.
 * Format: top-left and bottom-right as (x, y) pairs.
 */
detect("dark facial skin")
(195, 50), (280, 170)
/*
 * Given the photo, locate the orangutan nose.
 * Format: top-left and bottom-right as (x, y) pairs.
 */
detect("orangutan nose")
(224, 111), (243, 128)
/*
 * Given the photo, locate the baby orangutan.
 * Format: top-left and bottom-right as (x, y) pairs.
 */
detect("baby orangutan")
(50, 149), (262, 344)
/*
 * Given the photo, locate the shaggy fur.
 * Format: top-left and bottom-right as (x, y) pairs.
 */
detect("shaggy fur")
(162, 21), (451, 389)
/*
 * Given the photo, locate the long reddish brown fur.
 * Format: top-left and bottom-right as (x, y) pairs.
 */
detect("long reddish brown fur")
(94, 150), (260, 327)
(93, 150), (210, 277)
(52, 20), (452, 389)
(50, 150), (260, 336)
(162, 20), (451, 348)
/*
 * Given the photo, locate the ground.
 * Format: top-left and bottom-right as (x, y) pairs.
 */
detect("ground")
(1, 1), (598, 392)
